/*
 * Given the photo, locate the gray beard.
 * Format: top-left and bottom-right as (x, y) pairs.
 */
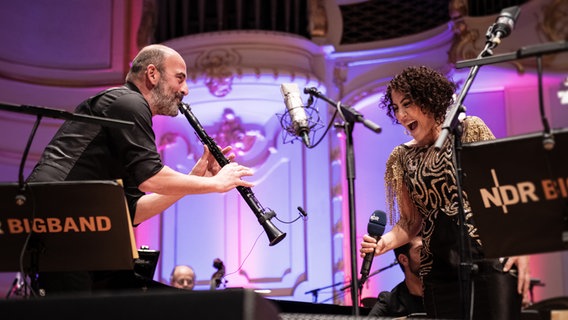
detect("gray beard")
(152, 81), (179, 117)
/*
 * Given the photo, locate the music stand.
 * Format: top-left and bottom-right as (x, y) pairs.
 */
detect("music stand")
(460, 128), (568, 258)
(0, 181), (138, 280)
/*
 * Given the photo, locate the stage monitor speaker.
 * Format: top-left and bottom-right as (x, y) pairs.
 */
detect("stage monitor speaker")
(0, 288), (280, 320)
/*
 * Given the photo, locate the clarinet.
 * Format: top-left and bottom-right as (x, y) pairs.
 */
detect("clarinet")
(178, 103), (286, 246)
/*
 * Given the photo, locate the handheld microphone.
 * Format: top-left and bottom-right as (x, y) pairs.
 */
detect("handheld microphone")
(488, 6), (521, 46)
(280, 83), (311, 147)
(360, 210), (387, 286)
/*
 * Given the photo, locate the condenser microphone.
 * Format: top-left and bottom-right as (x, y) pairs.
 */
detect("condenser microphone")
(360, 210), (387, 286)
(280, 83), (311, 147)
(488, 6), (521, 46)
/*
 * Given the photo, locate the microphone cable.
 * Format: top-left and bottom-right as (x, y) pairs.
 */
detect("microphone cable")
(223, 206), (308, 280)
(223, 229), (265, 279)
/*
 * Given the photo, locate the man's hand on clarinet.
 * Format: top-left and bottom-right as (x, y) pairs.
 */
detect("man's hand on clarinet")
(191, 145), (235, 177)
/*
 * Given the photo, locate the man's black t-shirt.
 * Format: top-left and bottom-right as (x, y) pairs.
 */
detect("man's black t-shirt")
(25, 82), (168, 295)
(27, 82), (164, 220)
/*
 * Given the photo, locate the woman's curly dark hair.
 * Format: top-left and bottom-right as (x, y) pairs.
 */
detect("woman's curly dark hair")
(380, 66), (457, 125)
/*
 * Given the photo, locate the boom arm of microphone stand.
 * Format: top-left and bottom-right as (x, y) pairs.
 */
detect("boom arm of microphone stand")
(304, 281), (348, 303)
(305, 281), (347, 295)
(365, 260), (399, 279)
(304, 88), (381, 134)
(0, 102), (134, 128)
(436, 42), (568, 150)
(358, 260), (399, 289)
(455, 41), (568, 69)
(434, 43), (494, 150)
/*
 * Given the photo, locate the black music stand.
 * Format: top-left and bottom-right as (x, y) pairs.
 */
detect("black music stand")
(0, 181), (139, 292)
(461, 128), (568, 258)
(437, 38), (567, 319)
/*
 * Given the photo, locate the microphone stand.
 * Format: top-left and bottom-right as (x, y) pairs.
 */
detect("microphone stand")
(362, 260), (399, 283)
(337, 260), (398, 307)
(316, 259), (396, 305)
(304, 281), (347, 303)
(433, 20), (514, 320)
(357, 260), (398, 306)
(304, 88), (381, 316)
(446, 39), (567, 318)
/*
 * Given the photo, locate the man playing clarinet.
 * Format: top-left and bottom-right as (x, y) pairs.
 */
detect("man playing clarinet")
(27, 44), (254, 295)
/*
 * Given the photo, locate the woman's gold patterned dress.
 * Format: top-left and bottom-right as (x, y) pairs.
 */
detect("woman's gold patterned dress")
(384, 115), (495, 281)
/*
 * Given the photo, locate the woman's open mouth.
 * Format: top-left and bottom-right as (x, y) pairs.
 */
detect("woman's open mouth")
(408, 121), (418, 131)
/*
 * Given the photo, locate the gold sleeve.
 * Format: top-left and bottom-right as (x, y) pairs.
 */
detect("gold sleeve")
(462, 116), (495, 143)
(384, 145), (406, 225)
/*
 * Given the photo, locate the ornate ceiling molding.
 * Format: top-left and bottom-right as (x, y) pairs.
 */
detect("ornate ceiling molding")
(164, 30), (326, 97)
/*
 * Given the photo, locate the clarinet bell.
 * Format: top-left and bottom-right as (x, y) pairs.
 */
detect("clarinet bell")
(262, 219), (286, 246)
